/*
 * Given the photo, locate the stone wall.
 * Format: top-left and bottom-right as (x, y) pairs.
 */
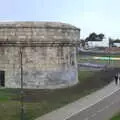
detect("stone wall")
(0, 22), (80, 89)
(0, 22), (80, 41)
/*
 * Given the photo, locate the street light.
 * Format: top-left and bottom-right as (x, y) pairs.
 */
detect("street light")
(20, 47), (24, 120)
(108, 39), (111, 65)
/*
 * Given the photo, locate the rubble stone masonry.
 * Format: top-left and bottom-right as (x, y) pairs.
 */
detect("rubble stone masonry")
(0, 22), (80, 89)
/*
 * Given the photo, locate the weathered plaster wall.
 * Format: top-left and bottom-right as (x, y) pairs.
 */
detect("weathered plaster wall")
(0, 22), (80, 89)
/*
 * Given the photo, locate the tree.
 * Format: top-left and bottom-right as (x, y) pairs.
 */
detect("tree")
(98, 33), (104, 40)
(81, 39), (86, 48)
(109, 38), (114, 47)
(109, 38), (120, 47)
(85, 32), (104, 42)
(113, 39), (120, 43)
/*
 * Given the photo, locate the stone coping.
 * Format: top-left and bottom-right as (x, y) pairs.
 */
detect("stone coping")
(0, 21), (80, 30)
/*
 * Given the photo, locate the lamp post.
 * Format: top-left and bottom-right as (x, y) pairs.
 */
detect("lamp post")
(108, 40), (110, 65)
(20, 47), (24, 120)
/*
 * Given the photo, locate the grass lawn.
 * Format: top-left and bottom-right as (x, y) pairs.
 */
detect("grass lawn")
(0, 68), (119, 120)
(110, 113), (120, 120)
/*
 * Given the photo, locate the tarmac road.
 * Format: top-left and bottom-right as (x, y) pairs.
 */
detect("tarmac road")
(67, 89), (120, 120)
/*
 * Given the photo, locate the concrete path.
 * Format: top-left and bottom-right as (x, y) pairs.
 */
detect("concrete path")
(35, 81), (120, 120)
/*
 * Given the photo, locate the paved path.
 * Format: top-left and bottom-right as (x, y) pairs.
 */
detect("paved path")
(68, 89), (120, 120)
(35, 81), (120, 120)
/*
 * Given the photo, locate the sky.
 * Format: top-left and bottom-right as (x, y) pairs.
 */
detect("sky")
(0, 0), (120, 46)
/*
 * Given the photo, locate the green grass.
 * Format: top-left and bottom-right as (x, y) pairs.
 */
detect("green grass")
(0, 89), (20, 101)
(110, 113), (120, 120)
(78, 71), (94, 83)
(0, 101), (20, 120)
(0, 69), (118, 120)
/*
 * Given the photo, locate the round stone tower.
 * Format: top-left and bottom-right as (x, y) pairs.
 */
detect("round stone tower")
(0, 22), (80, 89)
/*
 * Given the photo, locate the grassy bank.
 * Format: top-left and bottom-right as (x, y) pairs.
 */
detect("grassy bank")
(0, 68), (119, 120)
(110, 113), (120, 120)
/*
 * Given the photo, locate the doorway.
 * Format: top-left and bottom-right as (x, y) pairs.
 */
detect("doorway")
(0, 71), (5, 87)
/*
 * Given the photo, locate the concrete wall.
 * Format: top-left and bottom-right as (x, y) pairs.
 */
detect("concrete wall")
(0, 22), (80, 89)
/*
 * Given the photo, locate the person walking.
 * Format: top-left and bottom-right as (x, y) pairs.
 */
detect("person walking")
(118, 73), (120, 85)
(114, 74), (118, 85)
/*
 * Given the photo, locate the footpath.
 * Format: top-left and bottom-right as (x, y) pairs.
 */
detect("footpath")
(35, 81), (120, 120)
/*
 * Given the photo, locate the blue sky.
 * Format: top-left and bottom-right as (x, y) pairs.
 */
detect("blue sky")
(0, 0), (120, 41)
